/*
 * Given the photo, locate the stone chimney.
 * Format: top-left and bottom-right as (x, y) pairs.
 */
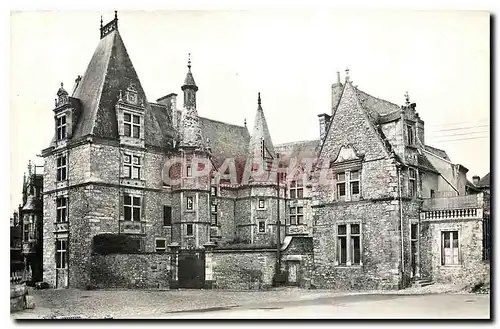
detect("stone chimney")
(157, 93), (181, 130)
(472, 175), (480, 185)
(318, 113), (331, 141)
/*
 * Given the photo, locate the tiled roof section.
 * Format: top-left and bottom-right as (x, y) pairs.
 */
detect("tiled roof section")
(199, 117), (250, 170)
(331, 82), (344, 115)
(275, 139), (320, 166)
(247, 94), (276, 159)
(417, 153), (439, 174)
(184, 71), (196, 87)
(355, 88), (401, 122)
(424, 145), (450, 161)
(150, 103), (177, 141)
(478, 172), (490, 187)
(61, 29), (172, 148)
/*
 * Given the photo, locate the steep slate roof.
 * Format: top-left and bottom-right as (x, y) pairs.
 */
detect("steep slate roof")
(247, 93), (276, 159)
(199, 117), (250, 168)
(424, 145), (450, 161)
(355, 89), (401, 122)
(478, 172), (490, 187)
(57, 27), (174, 148)
(275, 140), (320, 166)
(417, 153), (439, 174)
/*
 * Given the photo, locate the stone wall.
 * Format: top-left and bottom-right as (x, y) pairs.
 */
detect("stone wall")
(211, 248), (276, 289)
(280, 236), (314, 287)
(91, 253), (171, 288)
(312, 199), (405, 290)
(420, 216), (490, 286)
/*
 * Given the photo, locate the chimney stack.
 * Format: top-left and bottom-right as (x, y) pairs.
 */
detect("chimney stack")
(472, 175), (480, 185)
(318, 113), (331, 141)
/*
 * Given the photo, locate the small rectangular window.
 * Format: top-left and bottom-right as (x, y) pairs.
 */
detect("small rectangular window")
(56, 154), (67, 181)
(56, 197), (68, 223)
(337, 172), (346, 198)
(55, 239), (68, 269)
(124, 154), (141, 179)
(155, 239), (166, 253)
(258, 199), (265, 209)
(259, 221), (265, 233)
(124, 195), (141, 221)
(186, 197), (194, 210)
(409, 168), (417, 198)
(163, 206), (172, 226)
(350, 224), (361, 265)
(186, 165), (192, 177)
(337, 224), (347, 265)
(406, 124), (415, 145)
(210, 186), (217, 196)
(186, 224), (193, 236)
(441, 231), (459, 265)
(290, 180), (304, 199)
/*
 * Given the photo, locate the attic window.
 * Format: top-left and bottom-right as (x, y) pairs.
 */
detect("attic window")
(56, 115), (67, 140)
(406, 124), (415, 146)
(124, 113), (140, 138)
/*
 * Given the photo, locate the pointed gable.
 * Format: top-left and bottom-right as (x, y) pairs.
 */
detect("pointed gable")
(247, 93), (275, 160)
(67, 26), (173, 148)
(318, 81), (390, 163)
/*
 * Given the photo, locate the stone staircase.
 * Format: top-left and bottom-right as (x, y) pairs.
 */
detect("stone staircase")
(411, 277), (434, 288)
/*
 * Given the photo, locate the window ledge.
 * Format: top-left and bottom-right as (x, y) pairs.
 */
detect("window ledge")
(185, 209), (195, 213)
(440, 264), (463, 268)
(335, 264), (363, 268)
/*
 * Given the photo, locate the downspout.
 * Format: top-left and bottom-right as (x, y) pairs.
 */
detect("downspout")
(397, 164), (405, 286)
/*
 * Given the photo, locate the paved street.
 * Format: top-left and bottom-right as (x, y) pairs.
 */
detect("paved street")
(161, 293), (490, 319)
(12, 284), (489, 320)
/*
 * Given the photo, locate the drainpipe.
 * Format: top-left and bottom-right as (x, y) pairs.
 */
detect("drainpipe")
(397, 165), (405, 285)
(276, 167), (281, 276)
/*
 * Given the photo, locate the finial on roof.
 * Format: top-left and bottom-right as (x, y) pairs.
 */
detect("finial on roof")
(345, 67), (350, 82)
(28, 160), (32, 176)
(187, 53), (191, 71)
(115, 11), (118, 20)
(405, 91), (410, 105)
(100, 15), (103, 29)
(336, 71), (341, 84)
(244, 118), (247, 127)
(258, 92), (261, 106)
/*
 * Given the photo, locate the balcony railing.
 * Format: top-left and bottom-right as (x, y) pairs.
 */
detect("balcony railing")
(422, 194), (482, 210)
(119, 220), (145, 235)
(423, 208), (480, 220)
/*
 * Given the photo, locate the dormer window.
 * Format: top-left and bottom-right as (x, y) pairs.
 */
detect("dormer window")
(124, 113), (140, 138)
(56, 115), (67, 140)
(406, 124), (415, 146)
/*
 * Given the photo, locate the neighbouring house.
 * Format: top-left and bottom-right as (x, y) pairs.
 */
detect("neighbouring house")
(10, 212), (23, 281)
(40, 14), (490, 290)
(15, 161), (44, 284)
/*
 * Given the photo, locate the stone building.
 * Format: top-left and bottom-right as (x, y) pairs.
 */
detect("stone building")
(10, 161), (44, 283)
(41, 14), (489, 290)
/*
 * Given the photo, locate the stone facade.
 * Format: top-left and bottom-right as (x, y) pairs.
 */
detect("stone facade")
(91, 253), (171, 289)
(39, 16), (489, 291)
(211, 248), (276, 290)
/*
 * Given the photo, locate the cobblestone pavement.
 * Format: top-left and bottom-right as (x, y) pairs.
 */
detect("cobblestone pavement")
(11, 283), (476, 319)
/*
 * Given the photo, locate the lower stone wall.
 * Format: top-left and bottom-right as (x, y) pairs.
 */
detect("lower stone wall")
(90, 253), (171, 289)
(280, 236), (314, 288)
(420, 217), (490, 287)
(211, 248), (276, 290)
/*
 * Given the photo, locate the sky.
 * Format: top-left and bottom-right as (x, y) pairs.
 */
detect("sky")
(8, 9), (490, 214)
